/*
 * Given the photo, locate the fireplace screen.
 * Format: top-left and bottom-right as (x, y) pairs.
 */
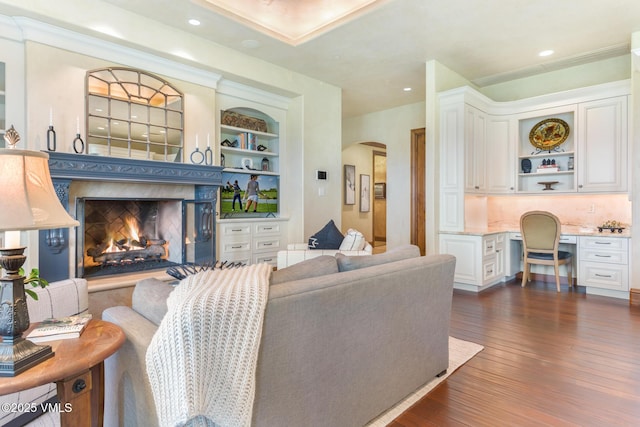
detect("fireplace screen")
(78, 198), (183, 278)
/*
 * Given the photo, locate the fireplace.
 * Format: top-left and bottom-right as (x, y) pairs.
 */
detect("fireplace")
(40, 152), (223, 283)
(78, 198), (183, 278)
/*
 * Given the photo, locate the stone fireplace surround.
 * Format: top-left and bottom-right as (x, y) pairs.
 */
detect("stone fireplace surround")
(41, 152), (223, 290)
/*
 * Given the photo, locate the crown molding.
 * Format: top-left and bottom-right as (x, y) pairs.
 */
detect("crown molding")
(217, 79), (292, 111)
(10, 16), (222, 89)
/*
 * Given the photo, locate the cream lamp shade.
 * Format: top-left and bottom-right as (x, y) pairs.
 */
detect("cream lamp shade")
(0, 148), (79, 232)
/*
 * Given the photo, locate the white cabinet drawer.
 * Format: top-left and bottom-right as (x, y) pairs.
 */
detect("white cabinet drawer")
(580, 236), (628, 251)
(220, 224), (251, 237)
(254, 222), (281, 235)
(254, 237), (282, 252)
(580, 249), (627, 265)
(222, 241), (251, 253)
(483, 258), (497, 282)
(254, 252), (278, 267)
(510, 232), (576, 244)
(220, 252), (251, 264)
(483, 236), (497, 257)
(579, 261), (628, 291)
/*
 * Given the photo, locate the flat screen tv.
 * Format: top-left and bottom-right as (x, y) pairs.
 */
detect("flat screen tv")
(220, 172), (279, 218)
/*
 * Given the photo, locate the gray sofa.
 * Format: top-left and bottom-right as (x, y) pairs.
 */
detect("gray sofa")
(102, 245), (455, 427)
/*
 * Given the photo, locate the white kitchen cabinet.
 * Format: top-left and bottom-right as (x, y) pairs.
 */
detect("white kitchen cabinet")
(439, 232), (507, 292)
(218, 219), (287, 269)
(577, 96), (628, 193)
(578, 236), (629, 296)
(486, 116), (515, 193)
(464, 105), (486, 193)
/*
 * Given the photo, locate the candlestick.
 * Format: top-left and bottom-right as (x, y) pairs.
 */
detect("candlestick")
(49, 107), (53, 126)
(4, 231), (20, 249)
(76, 116), (80, 134)
(207, 133), (210, 148)
(196, 134), (199, 149)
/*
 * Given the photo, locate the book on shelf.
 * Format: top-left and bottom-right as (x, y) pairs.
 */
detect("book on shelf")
(26, 313), (92, 343)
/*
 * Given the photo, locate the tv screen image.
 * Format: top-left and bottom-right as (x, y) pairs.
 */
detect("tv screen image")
(220, 172), (279, 217)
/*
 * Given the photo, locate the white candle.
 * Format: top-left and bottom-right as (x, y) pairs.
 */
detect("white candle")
(76, 116), (80, 134)
(196, 134), (199, 149)
(49, 107), (53, 126)
(207, 133), (210, 148)
(5, 231), (20, 248)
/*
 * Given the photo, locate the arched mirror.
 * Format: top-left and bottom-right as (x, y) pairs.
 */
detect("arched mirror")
(86, 67), (184, 161)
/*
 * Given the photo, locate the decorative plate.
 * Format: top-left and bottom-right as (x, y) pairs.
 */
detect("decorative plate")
(528, 118), (570, 150)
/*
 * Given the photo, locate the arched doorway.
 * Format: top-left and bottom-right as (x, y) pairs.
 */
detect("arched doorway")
(341, 142), (386, 251)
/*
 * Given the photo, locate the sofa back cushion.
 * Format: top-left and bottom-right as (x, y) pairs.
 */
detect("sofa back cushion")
(335, 244), (421, 272)
(132, 278), (175, 325)
(270, 255), (338, 286)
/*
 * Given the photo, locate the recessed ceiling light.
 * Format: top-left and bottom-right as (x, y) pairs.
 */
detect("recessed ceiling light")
(403, 87), (412, 92)
(188, 19), (201, 26)
(539, 50), (554, 57)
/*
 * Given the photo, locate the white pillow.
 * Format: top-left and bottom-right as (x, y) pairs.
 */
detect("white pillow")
(339, 228), (367, 251)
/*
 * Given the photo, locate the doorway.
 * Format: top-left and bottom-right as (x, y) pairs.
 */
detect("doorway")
(411, 128), (426, 255)
(372, 150), (387, 249)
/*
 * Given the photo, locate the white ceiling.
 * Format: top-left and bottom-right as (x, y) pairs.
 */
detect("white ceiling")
(30, 0), (640, 117)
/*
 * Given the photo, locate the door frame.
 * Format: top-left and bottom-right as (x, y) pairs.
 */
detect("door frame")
(411, 128), (426, 255)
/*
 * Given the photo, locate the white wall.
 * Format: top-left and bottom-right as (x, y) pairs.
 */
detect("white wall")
(342, 102), (425, 249)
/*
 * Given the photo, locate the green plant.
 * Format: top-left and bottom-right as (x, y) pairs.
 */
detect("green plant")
(20, 268), (49, 300)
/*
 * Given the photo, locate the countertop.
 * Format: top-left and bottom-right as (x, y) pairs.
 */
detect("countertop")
(440, 225), (631, 238)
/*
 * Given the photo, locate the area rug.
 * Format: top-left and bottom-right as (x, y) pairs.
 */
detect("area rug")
(27, 336), (483, 427)
(366, 336), (484, 426)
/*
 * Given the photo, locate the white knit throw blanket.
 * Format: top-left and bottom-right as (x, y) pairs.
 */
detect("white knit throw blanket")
(146, 263), (272, 427)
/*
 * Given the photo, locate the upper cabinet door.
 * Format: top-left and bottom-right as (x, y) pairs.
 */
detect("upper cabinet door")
(486, 116), (515, 193)
(464, 105), (486, 193)
(577, 96), (628, 193)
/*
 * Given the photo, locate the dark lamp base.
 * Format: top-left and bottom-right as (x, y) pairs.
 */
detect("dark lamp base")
(0, 338), (54, 376)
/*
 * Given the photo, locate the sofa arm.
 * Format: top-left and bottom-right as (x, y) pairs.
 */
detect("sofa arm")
(103, 306), (160, 427)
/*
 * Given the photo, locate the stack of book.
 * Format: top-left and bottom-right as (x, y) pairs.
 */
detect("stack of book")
(26, 313), (92, 343)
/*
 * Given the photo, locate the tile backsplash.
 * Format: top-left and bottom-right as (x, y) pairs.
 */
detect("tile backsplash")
(483, 194), (632, 230)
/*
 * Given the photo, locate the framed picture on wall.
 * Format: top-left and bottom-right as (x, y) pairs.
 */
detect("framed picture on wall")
(360, 174), (370, 212)
(344, 164), (356, 205)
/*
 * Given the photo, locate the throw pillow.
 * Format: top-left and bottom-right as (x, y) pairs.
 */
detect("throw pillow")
(308, 220), (344, 249)
(270, 255), (339, 286)
(339, 228), (367, 251)
(335, 244), (421, 272)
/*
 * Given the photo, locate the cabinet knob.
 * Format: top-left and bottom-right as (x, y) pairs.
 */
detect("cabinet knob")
(474, 186), (480, 190)
(578, 184), (583, 188)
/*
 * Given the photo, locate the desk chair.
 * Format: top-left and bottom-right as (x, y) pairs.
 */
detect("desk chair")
(520, 210), (573, 292)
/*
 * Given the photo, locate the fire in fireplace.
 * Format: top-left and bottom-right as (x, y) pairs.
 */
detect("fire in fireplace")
(78, 198), (183, 278)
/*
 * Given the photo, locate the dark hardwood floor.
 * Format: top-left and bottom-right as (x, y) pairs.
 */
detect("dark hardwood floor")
(390, 280), (640, 427)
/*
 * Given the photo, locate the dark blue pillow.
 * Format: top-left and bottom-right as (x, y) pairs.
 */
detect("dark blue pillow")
(308, 220), (344, 249)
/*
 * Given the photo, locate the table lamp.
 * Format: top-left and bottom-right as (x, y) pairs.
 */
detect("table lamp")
(0, 126), (79, 376)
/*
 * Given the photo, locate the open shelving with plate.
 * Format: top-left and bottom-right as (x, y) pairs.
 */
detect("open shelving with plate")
(516, 109), (576, 193)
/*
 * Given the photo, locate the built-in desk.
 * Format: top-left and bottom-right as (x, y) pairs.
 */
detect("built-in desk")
(440, 228), (631, 299)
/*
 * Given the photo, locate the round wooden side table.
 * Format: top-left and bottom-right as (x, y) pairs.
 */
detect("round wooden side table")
(0, 319), (125, 427)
